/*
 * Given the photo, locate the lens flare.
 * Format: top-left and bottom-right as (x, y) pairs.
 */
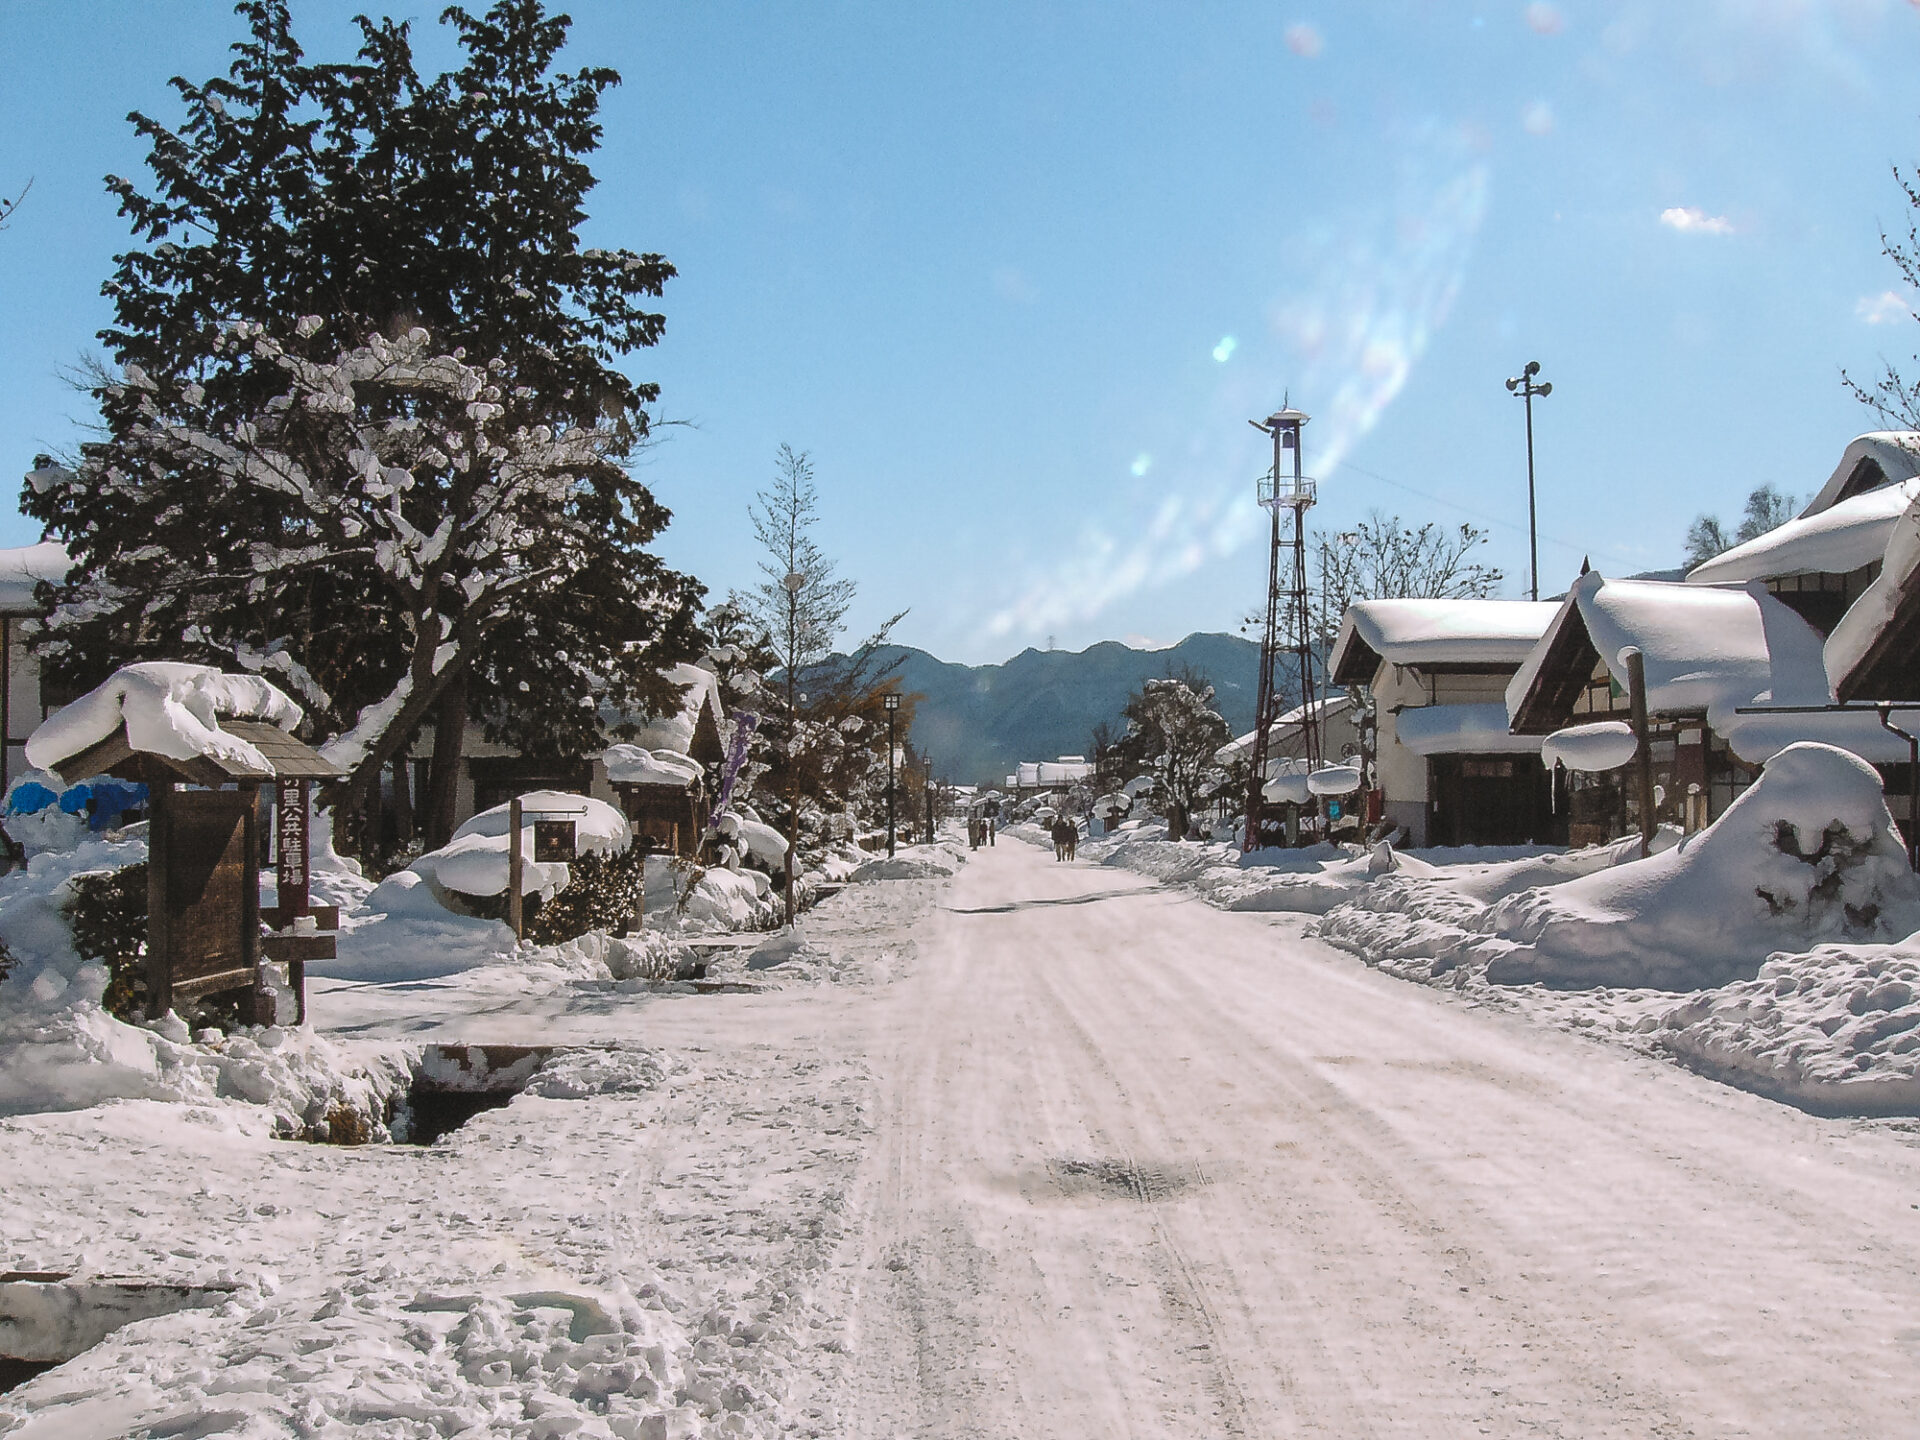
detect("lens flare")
(1131, 453), (1153, 477)
(1212, 335), (1238, 363)
(979, 125), (1489, 646)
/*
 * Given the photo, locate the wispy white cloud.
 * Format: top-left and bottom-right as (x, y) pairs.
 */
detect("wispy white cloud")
(1857, 290), (1913, 325)
(1521, 100), (1555, 136)
(1659, 205), (1733, 235)
(977, 124), (1489, 646)
(1524, 3), (1565, 36)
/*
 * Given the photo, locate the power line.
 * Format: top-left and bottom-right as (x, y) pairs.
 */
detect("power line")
(1323, 455), (1649, 575)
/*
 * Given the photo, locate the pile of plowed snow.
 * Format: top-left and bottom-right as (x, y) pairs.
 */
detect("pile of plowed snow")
(1658, 943), (1920, 1115)
(1319, 743), (1920, 991)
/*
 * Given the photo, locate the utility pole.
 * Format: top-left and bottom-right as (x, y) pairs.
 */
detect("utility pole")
(1505, 361), (1552, 602)
(883, 691), (900, 857)
(781, 569), (804, 926)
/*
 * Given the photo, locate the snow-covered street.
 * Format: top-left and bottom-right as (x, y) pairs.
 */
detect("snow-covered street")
(10, 835), (1920, 1436)
(839, 838), (1920, 1437)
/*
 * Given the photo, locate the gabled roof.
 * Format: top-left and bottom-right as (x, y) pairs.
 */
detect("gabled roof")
(624, 663), (725, 757)
(1799, 432), (1920, 517)
(1507, 573), (1829, 734)
(1686, 475), (1920, 586)
(1327, 598), (1560, 685)
(1216, 693), (1352, 765)
(1828, 495), (1920, 701)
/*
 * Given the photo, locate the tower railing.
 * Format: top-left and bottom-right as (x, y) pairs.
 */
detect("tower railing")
(1257, 470), (1318, 510)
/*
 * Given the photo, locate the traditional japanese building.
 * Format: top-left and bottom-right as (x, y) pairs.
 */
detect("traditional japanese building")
(1327, 597), (1561, 847)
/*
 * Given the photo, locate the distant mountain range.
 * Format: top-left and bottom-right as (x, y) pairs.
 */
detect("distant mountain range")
(868, 632), (1270, 785)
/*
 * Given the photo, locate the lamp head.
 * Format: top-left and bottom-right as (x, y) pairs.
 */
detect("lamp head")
(883, 692), (901, 711)
(1505, 377), (1519, 392)
(1524, 360), (1541, 377)
(1536, 381), (1552, 396)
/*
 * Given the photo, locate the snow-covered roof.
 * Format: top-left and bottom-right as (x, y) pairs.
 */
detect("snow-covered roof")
(0, 541), (69, 614)
(1828, 496), (1920, 700)
(1685, 476), (1920, 586)
(1392, 702), (1543, 757)
(26, 662), (304, 780)
(1216, 694), (1352, 764)
(1506, 573), (1831, 734)
(602, 744), (704, 789)
(1797, 431), (1920, 519)
(624, 663), (723, 756)
(1329, 598), (1560, 683)
(1015, 758), (1093, 786)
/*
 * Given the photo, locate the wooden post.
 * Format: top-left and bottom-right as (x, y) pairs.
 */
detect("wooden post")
(1624, 646), (1656, 859)
(146, 781), (173, 1020)
(507, 794), (524, 941)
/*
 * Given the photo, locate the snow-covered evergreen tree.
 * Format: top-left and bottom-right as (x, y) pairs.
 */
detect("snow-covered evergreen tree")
(24, 0), (698, 852)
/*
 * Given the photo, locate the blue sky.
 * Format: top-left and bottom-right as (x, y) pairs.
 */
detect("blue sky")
(3, 1), (1920, 663)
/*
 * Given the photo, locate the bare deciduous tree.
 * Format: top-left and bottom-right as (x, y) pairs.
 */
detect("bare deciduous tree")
(1310, 510), (1503, 642)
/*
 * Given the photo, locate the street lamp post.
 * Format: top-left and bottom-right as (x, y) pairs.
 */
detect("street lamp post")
(883, 692), (901, 857)
(1504, 361), (1553, 603)
(781, 569), (805, 927)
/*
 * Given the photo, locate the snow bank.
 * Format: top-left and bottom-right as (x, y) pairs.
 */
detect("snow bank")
(1659, 942), (1920, 1115)
(1320, 744), (1920, 991)
(410, 790), (630, 900)
(26, 662), (301, 777)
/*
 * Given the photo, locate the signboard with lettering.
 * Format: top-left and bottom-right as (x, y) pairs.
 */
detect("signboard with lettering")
(275, 776), (309, 915)
(534, 819), (577, 863)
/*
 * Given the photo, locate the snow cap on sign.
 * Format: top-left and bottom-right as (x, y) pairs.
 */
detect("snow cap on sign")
(26, 662), (303, 778)
(1541, 720), (1637, 772)
(1307, 765), (1363, 796)
(410, 790), (630, 899)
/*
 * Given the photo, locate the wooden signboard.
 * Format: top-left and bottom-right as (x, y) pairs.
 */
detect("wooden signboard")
(533, 819), (577, 863)
(146, 786), (259, 1017)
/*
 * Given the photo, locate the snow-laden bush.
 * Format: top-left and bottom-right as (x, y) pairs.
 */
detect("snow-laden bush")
(63, 861), (147, 1019)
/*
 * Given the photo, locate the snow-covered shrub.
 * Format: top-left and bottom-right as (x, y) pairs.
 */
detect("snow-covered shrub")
(62, 862), (147, 1019)
(525, 845), (647, 945)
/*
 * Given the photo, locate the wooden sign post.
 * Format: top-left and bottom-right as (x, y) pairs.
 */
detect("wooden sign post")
(259, 777), (339, 1024)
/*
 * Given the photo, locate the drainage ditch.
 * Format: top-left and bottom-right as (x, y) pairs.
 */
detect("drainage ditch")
(0, 1272), (237, 1395)
(399, 1043), (554, 1145)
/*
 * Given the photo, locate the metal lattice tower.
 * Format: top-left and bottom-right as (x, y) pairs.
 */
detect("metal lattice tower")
(1244, 405), (1317, 852)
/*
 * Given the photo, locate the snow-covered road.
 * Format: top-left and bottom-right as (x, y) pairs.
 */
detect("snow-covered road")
(833, 837), (1920, 1437)
(11, 835), (1920, 1437)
